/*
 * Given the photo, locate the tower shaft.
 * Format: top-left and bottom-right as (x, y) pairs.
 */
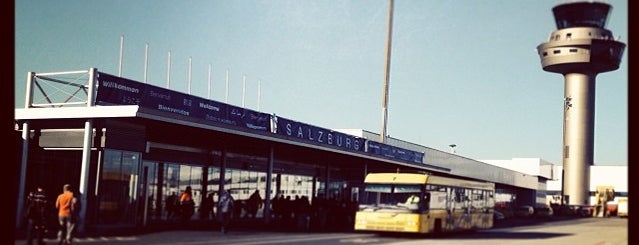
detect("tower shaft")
(562, 73), (595, 205)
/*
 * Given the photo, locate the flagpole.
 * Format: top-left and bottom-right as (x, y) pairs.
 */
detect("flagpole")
(208, 64), (212, 99)
(242, 74), (246, 107)
(166, 50), (171, 89)
(188, 56), (192, 94)
(118, 35), (124, 77)
(143, 43), (148, 83)
(257, 79), (261, 111)
(225, 68), (229, 103)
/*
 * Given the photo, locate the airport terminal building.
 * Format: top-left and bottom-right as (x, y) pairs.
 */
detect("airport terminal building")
(13, 68), (565, 231)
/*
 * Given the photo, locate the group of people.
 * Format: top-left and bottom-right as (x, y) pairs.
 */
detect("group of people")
(25, 184), (257, 243)
(193, 187), (235, 234)
(24, 185), (358, 240)
(166, 186), (237, 234)
(270, 194), (359, 231)
(24, 184), (80, 245)
(165, 186), (199, 223)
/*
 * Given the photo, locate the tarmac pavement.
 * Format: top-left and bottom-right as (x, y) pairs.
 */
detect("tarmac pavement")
(14, 215), (629, 244)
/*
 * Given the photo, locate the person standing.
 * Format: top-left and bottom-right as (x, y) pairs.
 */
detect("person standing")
(25, 186), (48, 245)
(55, 184), (78, 245)
(179, 186), (195, 223)
(165, 192), (178, 221)
(246, 190), (262, 219)
(217, 190), (234, 233)
(199, 192), (215, 221)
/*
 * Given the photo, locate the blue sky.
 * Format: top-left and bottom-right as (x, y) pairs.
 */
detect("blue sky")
(15, 0), (628, 166)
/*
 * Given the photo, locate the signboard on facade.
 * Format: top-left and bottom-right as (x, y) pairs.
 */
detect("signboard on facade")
(367, 140), (424, 164)
(95, 72), (270, 131)
(274, 116), (365, 153)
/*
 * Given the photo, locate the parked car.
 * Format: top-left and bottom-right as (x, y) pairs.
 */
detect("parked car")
(534, 205), (554, 218)
(494, 210), (505, 221)
(515, 205), (534, 218)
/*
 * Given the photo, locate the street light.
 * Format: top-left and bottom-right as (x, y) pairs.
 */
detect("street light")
(380, 0), (394, 143)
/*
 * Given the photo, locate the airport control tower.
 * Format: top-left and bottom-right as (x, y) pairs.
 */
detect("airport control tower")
(536, 1), (625, 206)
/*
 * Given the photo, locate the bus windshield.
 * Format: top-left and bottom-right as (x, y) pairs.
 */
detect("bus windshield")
(359, 183), (424, 211)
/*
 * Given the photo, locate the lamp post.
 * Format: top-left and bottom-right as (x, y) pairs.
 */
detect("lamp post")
(380, 0), (394, 143)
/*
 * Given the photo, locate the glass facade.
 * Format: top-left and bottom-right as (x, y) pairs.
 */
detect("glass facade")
(97, 149), (331, 225)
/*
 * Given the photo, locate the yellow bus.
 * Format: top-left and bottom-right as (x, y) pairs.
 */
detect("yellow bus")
(354, 172), (495, 235)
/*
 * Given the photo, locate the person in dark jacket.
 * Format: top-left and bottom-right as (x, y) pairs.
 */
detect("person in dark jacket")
(26, 186), (49, 245)
(245, 190), (262, 218)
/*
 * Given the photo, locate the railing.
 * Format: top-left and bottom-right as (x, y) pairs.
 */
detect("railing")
(24, 68), (97, 108)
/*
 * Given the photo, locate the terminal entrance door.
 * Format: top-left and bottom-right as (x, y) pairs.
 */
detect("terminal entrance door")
(97, 150), (141, 225)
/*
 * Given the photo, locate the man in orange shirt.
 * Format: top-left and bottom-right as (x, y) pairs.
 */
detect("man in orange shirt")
(55, 184), (78, 245)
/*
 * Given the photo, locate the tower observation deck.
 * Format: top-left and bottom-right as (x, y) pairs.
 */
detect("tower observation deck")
(536, 1), (625, 206)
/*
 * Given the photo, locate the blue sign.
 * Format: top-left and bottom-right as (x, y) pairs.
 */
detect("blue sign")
(275, 116), (365, 153)
(94, 73), (144, 105)
(95, 72), (270, 131)
(367, 141), (424, 164)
